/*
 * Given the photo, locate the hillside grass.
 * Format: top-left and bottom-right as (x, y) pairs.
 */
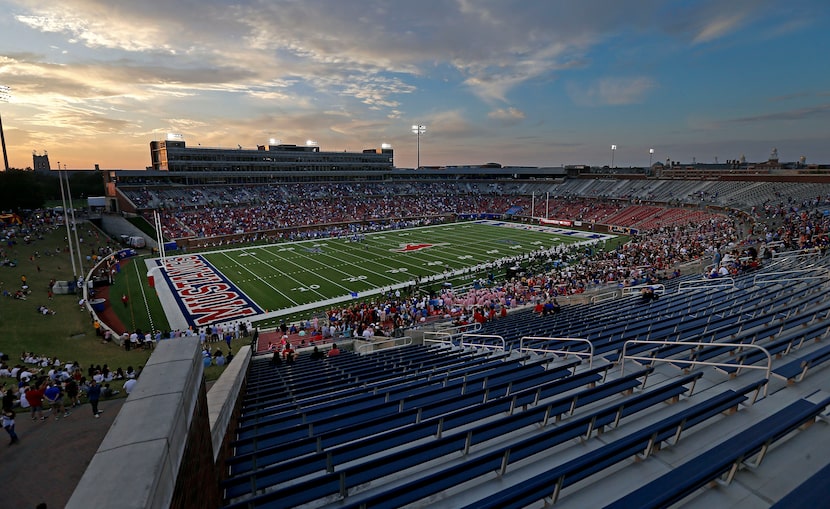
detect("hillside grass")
(0, 224), (152, 376)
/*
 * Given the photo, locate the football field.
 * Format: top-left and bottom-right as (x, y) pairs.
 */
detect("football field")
(148, 220), (616, 330)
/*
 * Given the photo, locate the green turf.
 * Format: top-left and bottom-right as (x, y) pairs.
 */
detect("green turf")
(126, 216), (158, 239)
(107, 256), (170, 333)
(169, 221), (607, 329)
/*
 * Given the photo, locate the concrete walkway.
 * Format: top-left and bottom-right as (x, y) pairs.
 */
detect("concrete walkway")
(99, 214), (159, 250)
(0, 398), (125, 508)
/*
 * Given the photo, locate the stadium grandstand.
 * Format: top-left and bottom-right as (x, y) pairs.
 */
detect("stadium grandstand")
(69, 141), (830, 508)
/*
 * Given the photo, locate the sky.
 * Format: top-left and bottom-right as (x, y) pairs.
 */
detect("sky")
(0, 0), (828, 170)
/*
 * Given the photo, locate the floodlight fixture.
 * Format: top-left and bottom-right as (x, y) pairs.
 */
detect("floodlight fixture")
(411, 124), (426, 169)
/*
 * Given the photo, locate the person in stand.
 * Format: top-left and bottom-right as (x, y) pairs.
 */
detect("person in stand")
(327, 343), (341, 357)
(283, 344), (295, 364)
(310, 346), (324, 360)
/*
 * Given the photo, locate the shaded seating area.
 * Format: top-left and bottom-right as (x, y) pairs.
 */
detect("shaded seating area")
(220, 252), (830, 508)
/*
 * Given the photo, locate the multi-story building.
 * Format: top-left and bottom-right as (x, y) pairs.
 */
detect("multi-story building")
(149, 137), (393, 172)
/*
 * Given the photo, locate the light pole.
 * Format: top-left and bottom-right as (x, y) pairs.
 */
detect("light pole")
(411, 124), (426, 169)
(0, 85), (10, 171)
(610, 144), (617, 168)
(649, 148), (654, 167)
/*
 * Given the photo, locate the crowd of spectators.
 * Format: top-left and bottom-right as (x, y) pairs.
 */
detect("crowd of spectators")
(116, 182), (830, 354)
(146, 186), (526, 241)
(0, 351), (139, 422)
(123, 182), (729, 245)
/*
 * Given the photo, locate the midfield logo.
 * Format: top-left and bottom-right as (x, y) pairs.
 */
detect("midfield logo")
(392, 242), (448, 252)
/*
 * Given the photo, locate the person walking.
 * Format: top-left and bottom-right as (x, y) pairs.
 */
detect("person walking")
(2, 384), (20, 443)
(87, 379), (103, 418)
(2, 410), (18, 445)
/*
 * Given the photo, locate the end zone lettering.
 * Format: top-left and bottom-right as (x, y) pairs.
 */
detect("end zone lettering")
(162, 255), (262, 326)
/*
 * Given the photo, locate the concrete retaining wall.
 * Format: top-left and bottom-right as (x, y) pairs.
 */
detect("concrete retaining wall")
(207, 345), (251, 462)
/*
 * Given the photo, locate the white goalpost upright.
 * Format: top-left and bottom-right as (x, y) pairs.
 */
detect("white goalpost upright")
(154, 210), (166, 261)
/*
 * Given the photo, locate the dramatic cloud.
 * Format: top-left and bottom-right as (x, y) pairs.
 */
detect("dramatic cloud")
(0, 0), (827, 169)
(568, 77), (657, 106)
(488, 107), (526, 125)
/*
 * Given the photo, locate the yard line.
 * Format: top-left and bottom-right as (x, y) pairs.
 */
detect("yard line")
(238, 248), (336, 299)
(264, 241), (405, 287)
(218, 250), (300, 306)
(322, 239), (448, 279)
(358, 224), (531, 274)
(132, 258), (155, 333)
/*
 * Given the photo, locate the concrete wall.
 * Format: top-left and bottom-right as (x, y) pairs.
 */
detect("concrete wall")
(208, 345), (251, 462)
(67, 338), (220, 509)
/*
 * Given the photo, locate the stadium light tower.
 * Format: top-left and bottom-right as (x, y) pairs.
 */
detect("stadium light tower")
(0, 85), (10, 171)
(411, 124), (426, 169)
(610, 144), (617, 168)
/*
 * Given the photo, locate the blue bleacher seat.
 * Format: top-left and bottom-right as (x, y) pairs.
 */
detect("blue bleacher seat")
(604, 395), (830, 509)
(773, 343), (830, 383)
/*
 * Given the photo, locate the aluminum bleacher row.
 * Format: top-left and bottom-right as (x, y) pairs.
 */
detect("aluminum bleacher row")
(221, 252), (830, 508)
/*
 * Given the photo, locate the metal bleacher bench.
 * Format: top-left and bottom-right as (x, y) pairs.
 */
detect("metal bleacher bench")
(460, 380), (767, 509)
(222, 362), (612, 500)
(325, 372), (703, 509)
(603, 395), (830, 509)
(224, 368), (664, 507)
(773, 343), (830, 383)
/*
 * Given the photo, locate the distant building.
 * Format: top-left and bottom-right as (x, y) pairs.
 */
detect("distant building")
(32, 151), (51, 172)
(148, 138), (394, 172)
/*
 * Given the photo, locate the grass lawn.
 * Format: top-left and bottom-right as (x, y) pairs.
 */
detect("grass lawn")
(0, 223), (153, 380)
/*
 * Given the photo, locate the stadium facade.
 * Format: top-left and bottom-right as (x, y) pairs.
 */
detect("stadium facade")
(149, 138), (394, 173)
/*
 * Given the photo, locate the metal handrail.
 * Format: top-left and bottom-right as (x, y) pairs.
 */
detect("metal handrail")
(620, 339), (770, 398)
(423, 322), (482, 346)
(677, 277), (735, 292)
(355, 335), (413, 355)
(772, 248), (823, 259)
(590, 290), (620, 304)
(621, 284), (666, 297)
(519, 336), (594, 369)
(753, 268), (830, 285)
(459, 333), (506, 352)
